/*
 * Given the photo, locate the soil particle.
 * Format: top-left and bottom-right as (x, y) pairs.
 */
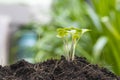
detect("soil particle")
(0, 56), (120, 80)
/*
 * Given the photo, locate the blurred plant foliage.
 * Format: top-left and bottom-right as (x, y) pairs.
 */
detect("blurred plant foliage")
(11, 23), (63, 62)
(33, 24), (63, 62)
(11, 0), (120, 75)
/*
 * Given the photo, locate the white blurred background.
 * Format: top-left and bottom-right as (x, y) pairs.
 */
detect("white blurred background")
(0, 0), (52, 66)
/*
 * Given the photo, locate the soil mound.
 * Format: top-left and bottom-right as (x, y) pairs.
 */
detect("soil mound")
(0, 56), (120, 80)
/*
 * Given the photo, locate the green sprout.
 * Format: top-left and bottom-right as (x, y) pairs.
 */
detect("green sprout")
(57, 27), (90, 61)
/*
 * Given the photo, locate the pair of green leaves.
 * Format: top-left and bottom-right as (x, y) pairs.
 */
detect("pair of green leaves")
(57, 27), (90, 40)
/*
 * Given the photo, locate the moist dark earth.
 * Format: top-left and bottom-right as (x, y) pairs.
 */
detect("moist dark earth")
(0, 56), (120, 80)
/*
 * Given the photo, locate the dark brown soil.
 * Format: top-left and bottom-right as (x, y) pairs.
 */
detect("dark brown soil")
(0, 56), (120, 80)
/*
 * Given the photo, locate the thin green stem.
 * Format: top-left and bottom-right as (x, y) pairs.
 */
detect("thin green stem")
(72, 39), (77, 61)
(63, 38), (70, 61)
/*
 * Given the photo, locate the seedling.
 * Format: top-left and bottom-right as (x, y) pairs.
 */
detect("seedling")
(57, 27), (90, 61)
